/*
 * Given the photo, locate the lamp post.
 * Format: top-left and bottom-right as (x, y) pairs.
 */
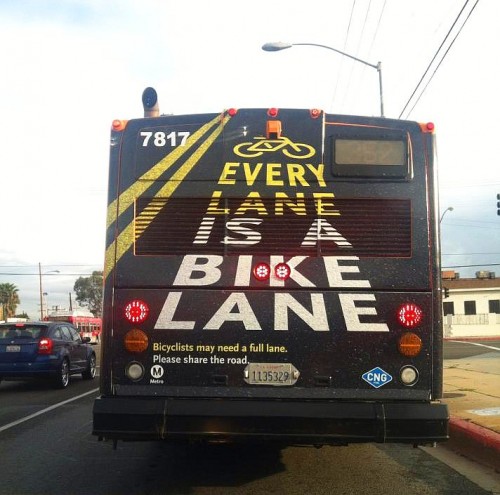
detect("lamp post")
(38, 263), (60, 320)
(262, 41), (384, 117)
(439, 206), (454, 224)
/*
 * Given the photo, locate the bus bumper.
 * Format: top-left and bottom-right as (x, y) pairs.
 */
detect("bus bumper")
(93, 397), (449, 445)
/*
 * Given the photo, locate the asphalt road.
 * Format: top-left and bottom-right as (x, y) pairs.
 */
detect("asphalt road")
(443, 338), (500, 359)
(0, 341), (498, 495)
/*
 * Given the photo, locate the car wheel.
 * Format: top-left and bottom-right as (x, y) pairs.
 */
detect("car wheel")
(54, 358), (70, 389)
(82, 353), (96, 380)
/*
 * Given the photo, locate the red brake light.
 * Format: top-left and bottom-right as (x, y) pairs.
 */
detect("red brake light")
(397, 303), (423, 328)
(253, 262), (271, 281)
(125, 300), (149, 324)
(274, 262), (291, 281)
(38, 338), (53, 355)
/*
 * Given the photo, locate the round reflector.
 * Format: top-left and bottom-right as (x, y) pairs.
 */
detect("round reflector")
(274, 262), (291, 280)
(253, 262), (271, 281)
(398, 332), (422, 357)
(400, 366), (419, 386)
(228, 108), (238, 117)
(125, 299), (149, 324)
(124, 329), (149, 353)
(310, 108), (322, 119)
(267, 107), (278, 117)
(397, 303), (423, 328)
(126, 361), (145, 381)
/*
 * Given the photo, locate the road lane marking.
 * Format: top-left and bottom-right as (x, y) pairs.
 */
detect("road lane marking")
(449, 340), (500, 352)
(0, 387), (99, 434)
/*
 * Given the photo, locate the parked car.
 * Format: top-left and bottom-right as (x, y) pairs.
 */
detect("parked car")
(0, 321), (96, 388)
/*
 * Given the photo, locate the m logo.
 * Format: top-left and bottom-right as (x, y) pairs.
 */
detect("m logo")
(150, 365), (164, 379)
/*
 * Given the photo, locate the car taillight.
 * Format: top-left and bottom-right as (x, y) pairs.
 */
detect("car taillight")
(38, 338), (53, 355)
(125, 299), (149, 324)
(397, 303), (423, 328)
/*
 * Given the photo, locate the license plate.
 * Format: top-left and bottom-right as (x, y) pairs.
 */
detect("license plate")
(6, 345), (21, 352)
(244, 363), (300, 386)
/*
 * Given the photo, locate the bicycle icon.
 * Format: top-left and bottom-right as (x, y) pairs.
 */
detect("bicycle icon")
(233, 136), (316, 159)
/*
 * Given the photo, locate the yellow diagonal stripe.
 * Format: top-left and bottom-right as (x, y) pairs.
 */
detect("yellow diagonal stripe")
(106, 114), (221, 229)
(104, 115), (230, 280)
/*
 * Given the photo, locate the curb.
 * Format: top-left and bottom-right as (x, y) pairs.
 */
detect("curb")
(445, 416), (500, 472)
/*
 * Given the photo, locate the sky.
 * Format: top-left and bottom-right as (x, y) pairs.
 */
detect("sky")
(0, 0), (499, 318)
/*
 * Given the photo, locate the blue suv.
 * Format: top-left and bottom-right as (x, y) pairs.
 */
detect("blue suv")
(0, 321), (96, 388)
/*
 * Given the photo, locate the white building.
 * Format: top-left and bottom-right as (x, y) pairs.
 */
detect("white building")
(442, 270), (500, 338)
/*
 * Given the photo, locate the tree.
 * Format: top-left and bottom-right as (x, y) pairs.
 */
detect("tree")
(73, 271), (103, 317)
(0, 283), (21, 320)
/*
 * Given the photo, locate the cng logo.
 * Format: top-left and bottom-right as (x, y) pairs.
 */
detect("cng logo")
(362, 367), (393, 388)
(150, 365), (164, 379)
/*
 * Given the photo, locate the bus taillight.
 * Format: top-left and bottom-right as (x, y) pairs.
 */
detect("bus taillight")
(125, 300), (149, 324)
(253, 262), (271, 281)
(397, 303), (423, 328)
(275, 263), (291, 281)
(124, 329), (148, 353)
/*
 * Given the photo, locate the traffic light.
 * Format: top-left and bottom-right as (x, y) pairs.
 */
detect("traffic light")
(443, 287), (450, 299)
(497, 193), (500, 215)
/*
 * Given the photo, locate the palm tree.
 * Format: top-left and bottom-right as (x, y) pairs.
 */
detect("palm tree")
(0, 283), (21, 320)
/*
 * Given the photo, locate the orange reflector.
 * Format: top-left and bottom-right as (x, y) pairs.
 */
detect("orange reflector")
(266, 120), (282, 139)
(124, 329), (148, 353)
(398, 332), (422, 357)
(111, 119), (127, 131)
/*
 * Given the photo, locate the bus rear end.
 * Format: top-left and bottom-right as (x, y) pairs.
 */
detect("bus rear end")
(93, 89), (448, 446)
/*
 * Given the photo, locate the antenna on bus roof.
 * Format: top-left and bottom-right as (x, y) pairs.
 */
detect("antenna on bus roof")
(142, 87), (159, 118)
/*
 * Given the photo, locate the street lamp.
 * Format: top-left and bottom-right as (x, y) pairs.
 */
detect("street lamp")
(262, 41), (384, 117)
(439, 206), (454, 224)
(38, 263), (60, 320)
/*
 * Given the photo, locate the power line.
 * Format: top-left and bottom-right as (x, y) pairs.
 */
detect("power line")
(399, 0), (480, 119)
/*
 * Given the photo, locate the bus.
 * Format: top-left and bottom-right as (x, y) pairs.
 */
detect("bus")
(48, 309), (102, 344)
(93, 87), (448, 446)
